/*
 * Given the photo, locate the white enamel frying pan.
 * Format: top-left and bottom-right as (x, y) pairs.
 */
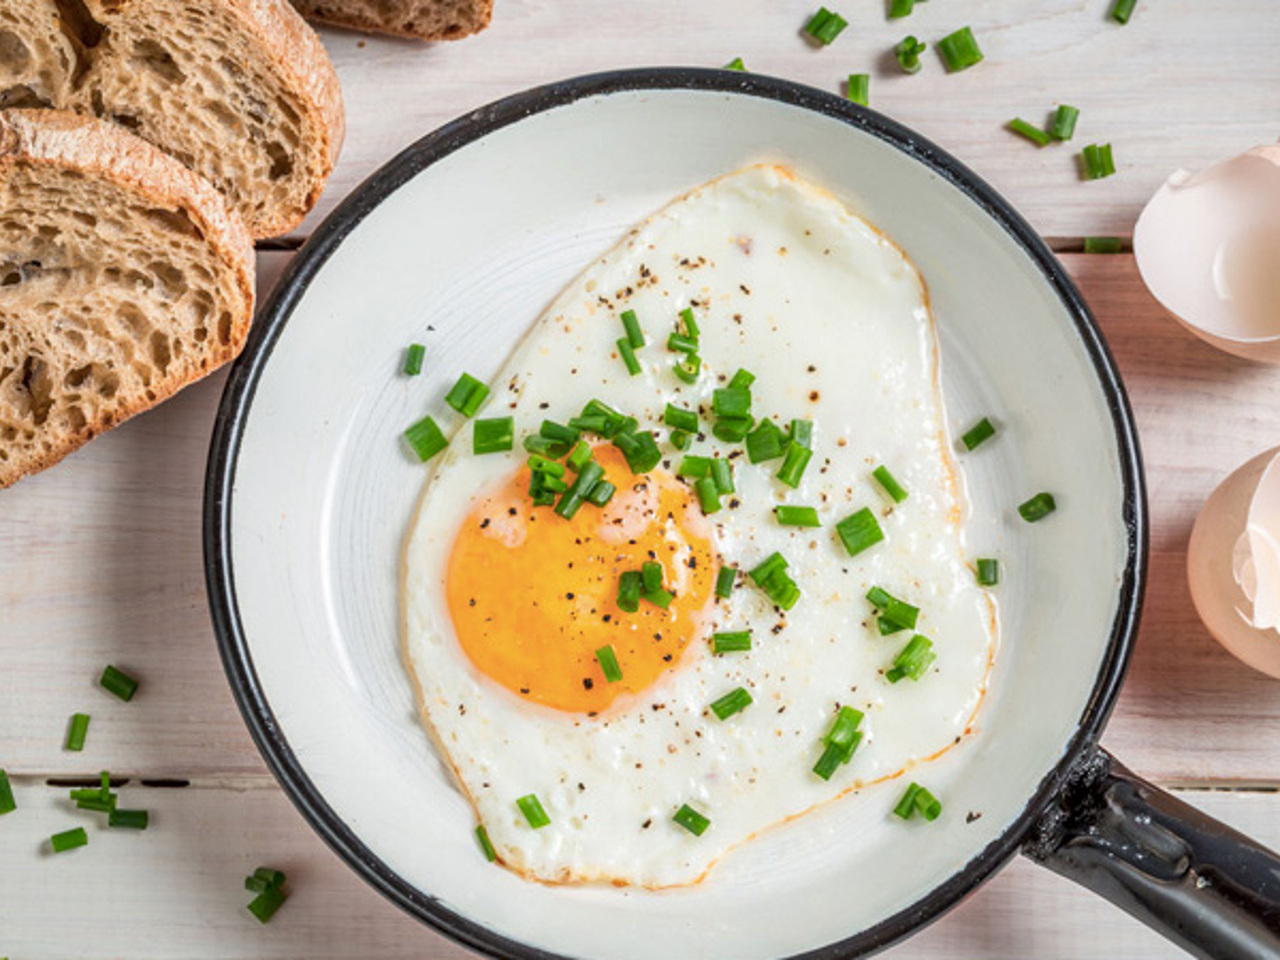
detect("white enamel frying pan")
(205, 70), (1280, 959)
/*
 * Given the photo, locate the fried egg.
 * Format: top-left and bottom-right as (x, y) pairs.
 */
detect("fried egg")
(402, 164), (997, 888)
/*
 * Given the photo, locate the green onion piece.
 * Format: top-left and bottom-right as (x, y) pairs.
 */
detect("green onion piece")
(813, 736), (863, 781)
(872, 465), (909, 503)
(668, 332), (700, 354)
(1082, 143), (1116, 180)
(976, 558), (1000, 586)
(524, 435), (570, 459)
(403, 343), (426, 376)
(473, 417), (514, 455)
(1099, 143), (1116, 177)
(960, 417), (996, 451)
(582, 398), (622, 426)
(711, 459), (734, 495)
(614, 429), (662, 474)
(444, 372), (491, 417)
(894, 35), (926, 73)
(69, 787), (108, 803)
(247, 887), (287, 924)
(867, 587), (919, 631)
(620, 309), (645, 349)
(475, 824), (497, 862)
(846, 73), (870, 106)
(775, 505), (821, 527)
(643, 587), (675, 610)
(642, 560), (664, 593)
(540, 475), (568, 494)
(245, 868), (286, 893)
(695, 476), (722, 515)
(595, 645), (623, 683)
(888, 0), (913, 17)
(746, 419), (787, 463)
(777, 443), (813, 488)
(836, 508), (884, 557)
(750, 551), (789, 586)
(713, 387), (752, 419)
(1051, 104), (1080, 141)
(670, 430), (691, 451)
(528, 474), (556, 506)
(617, 337), (642, 376)
(74, 796), (116, 814)
(101, 770), (111, 796)
(516, 794), (551, 829)
(709, 686), (754, 721)
(1111, 0), (1137, 24)
(0, 770), (14, 814)
(567, 441), (593, 472)
(678, 455), (713, 479)
(555, 461), (605, 519)
(673, 353), (702, 384)
(1018, 492), (1057, 523)
(404, 415), (448, 462)
(790, 419), (813, 448)
(893, 782), (922, 819)
(937, 26), (983, 72)
(1084, 236), (1123, 254)
(66, 713), (90, 752)
(715, 566), (737, 598)
(728, 368), (755, 390)
(566, 415), (607, 436)
(617, 570), (643, 613)
(866, 586), (892, 609)
(585, 480), (616, 507)
(528, 454), (566, 477)
(764, 569), (802, 611)
(664, 404), (698, 433)
(541, 419), (580, 444)
(712, 631), (752, 654)
(712, 415), (753, 443)
(100, 665), (139, 702)
(680, 307), (701, 339)
(109, 809), (149, 830)
(725, 56), (746, 71)
(886, 634), (936, 683)
(914, 784), (943, 820)
(673, 803), (711, 836)
(1009, 118), (1051, 147)
(824, 706), (865, 748)
(805, 6), (848, 45)
(51, 826), (90, 852)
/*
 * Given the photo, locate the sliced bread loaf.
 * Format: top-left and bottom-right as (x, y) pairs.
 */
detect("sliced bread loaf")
(0, 109), (255, 488)
(291, 0), (493, 40)
(0, 0), (345, 239)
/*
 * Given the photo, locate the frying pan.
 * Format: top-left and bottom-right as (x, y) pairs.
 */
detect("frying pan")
(204, 69), (1280, 959)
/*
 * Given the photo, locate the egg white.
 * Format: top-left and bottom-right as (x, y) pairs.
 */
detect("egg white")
(402, 165), (997, 888)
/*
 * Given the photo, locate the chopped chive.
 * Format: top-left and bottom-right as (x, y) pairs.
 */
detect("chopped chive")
(888, 0), (913, 17)
(695, 476), (721, 515)
(620, 309), (645, 349)
(670, 429), (691, 450)
(713, 387), (752, 419)
(50, 827), (88, 853)
(872, 465), (909, 503)
(566, 441), (593, 472)
(643, 587), (675, 610)
(866, 586), (892, 609)
(813, 706), (865, 780)
(673, 803), (711, 836)
(1009, 118), (1050, 147)
(1018, 492), (1057, 523)
(245, 868), (285, 893)
(109, 809), (148, 829)
(404, 415), (448, 462)
(813, 736), (862, 781)
(895, 35), (926, 73)
(100, 665), (139, 702)
(0, 770), (14, 814)
(790, 419), (813, 448)
(673, 353), (702, 384)
(473, 417), (514, 454)
(528, 454), (566, 477)
(709, 686), (753, 721)
(585, 480), (616, 507)
(976, 558), (1000, 586)
(664, 404), (698, 433)
(836, 508), (884, 557)
(541, 419), (580, 444)
(444, 372), (490, 417)
(893, 782), (921, 819)
(247, 887), (287, 924)
(746, 419), (787, 463)
(886, 634), (936, 683)
(642, 560), (664, 593)
(1111, 0), (1137, 24)
(554, 460), (605, 520)
(725, 56), (746, 71)
(727, 368), (755, 390)
(680, 307), (701, 339)
(1051, 104), (1079, 141)
(65, 713), (90, 752)
(1082, 142), (1116, 180)
(750, 551), (788, 586)
(617, 570), (643, 613)
(711, 458), (734, 495)
(516, 794), (550, 829)
(595, 645), (623, 683)
(1084, 236), (1123, 254)
(777, 443), (813, 488)
(805, 6), (848, 45)
(403, 343), (426, 376)
(711, 415), (753, 443)
(867, 587), (919, 632)
(667, 332), (699, 354)
(846, 73), (870, 105)
(613, 429), (662, 474)
(715, 566), (737, 598)
(678, 455), (713, 479)
(960, 417), (996, 451)
(775, 505), (821, 527)
(566, 416), (607, 436)
(524, 435), (570, 459)
(824, 706), (865, 748)
(712, 631), (752, 654)
(617, 338), (642, 376)
(938, 26), (983, 72)
(895, 782), (942, 820)
(475, 824), (497, 862)
(74, 795), (116, 814)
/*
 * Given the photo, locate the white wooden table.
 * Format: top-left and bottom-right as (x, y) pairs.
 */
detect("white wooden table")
(4, 1), (1280, 956)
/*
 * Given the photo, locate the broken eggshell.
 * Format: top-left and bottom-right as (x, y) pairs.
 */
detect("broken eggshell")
(1134, 144), (1280, 362)
(1188, 447), (1280, 678)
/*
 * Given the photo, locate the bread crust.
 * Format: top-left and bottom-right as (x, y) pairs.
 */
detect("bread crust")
(295, 0), (493, 41)
(0, 109), (256, 488)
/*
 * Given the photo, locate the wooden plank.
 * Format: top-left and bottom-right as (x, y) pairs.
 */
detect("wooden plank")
(294, 0), (1280, 242)
(0, 778), (1273, 958)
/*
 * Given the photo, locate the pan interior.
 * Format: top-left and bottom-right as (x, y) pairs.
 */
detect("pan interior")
(220, 81), (1133, 959)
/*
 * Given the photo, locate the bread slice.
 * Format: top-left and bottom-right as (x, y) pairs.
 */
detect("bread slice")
(0, 0), (345, 239)
(0, 109), (255, 489)
(291, 0), (492, 40)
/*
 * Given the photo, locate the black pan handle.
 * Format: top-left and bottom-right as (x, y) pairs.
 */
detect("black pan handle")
(1023, 748), (1280, 959)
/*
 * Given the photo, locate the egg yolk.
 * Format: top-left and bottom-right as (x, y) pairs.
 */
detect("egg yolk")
(446, 444), (718, 715)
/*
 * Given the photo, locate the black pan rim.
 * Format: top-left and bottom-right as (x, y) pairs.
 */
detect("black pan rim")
(204, 66), (1147, 960)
